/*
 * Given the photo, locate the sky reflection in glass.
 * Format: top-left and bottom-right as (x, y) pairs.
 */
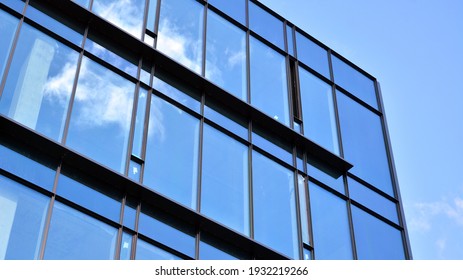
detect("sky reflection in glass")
(0, 10), (18, 80)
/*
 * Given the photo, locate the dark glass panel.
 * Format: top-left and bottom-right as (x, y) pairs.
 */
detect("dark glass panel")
(66, 56), (134, 173)
(307, 158), (344, 194)
(208, 0), (245, 25)
(135, 238), (181, 260)
(157, 0), (203, 74)
(252, 151), (298, 259)
(286, 25), (295, 56)
(44, 202), (118, 259)
(332, 55), (377, 109)
(0, 175), (48, 259)
(249, 36), (289, 125)
(199, 233), (242, 260)
(249, 2), (284, 49)
(143, 95), (199, 209)
(0, 23), (79, 142)
(0, 9), (18, 80)
(351, 205), (405, 260)
(206, 10), (247, 100)
(337, 91), (393, 196)
(299, 67), (339, 155)
(200, 124), (249, 235)
(309, 183), (353, 260)
(295, 32), (329, 78)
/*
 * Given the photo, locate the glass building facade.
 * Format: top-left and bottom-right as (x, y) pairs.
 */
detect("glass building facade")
(0, 0), (411, 260)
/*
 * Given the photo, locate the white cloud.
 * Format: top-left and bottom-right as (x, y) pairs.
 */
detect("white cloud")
(409, 196), (463, 232)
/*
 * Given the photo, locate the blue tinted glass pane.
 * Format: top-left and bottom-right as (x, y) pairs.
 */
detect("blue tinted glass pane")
(72, 0), (90, 8)
(25, 6), (83, 46)
(307, 159), (344, 194)
(132, 88), (148, 158)
(309, 183), (353, 259)
(295, 32), (329, 78)
(208, 0), (245, 25)
(204, 104), (248, 140)
(252, 129), (292, 165)
(0, 144), (56, 191)
(44, 202), (118, 259)
(252, 151), (298, 259)
(206, 10), (247, 100)
(337, 91), (393, 195)
(201, 124), (249, 235)
(152, 73), (201, 113)
(0, 0), (25, 13)
(249, 2), (284, 49)
(128, 160), (142, 182)
(0, 10), (18, 79)
(332, 55), (377, 109)
(138, 211), (195, 258)
(66, 57), (134, 173)
(157, 0), (203, 74)
(293, 121), (302, 134)
(123, 202), (137, 230)
(146, 0), (158, 32)
(0, 175), (48, 259)
(348, 177), (398, 224)
(286, 25), (294, 56)
(297, 175), (310, 245)
(303, 248), (312, 260)
(250, 36), (289, 125)
(119, 232), (133, 260)
(199, 234), (239, 260)
(0, 24), (79, 142)
(299, 67), (339, 155)
(92, 0), (145, 39)
(351, 206), (405, 260)
(56, 174), (121, 222)
(136, 239), (181, 260)
(144, 95), (199, 209)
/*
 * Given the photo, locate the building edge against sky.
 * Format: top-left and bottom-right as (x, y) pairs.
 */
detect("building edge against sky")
(0, 0), (411, 259)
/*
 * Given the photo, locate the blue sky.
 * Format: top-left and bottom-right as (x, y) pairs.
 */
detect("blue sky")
(259, 0), (463, 259)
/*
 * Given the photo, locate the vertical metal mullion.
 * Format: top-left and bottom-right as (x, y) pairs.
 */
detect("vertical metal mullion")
(153, 0), (162, 47)
(114, 195), (128, 260)
(293, 156), (303, 259)
(346, 199), (358, 260)
(248, 119), (254, 242)
(131, 201), (141, 260)
(88, 0), (94, 11)
(141, 0), (150, 41)
(196, 92), (205, 212)
(305, 177), (315, 258)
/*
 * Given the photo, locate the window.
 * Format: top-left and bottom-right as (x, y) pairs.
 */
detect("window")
(299, 67), (339, 155)
(200, 124), (249, 236)
(249, 2), (284, 49)
(295, 32), (330, 78)
(249, 36), (289, 125)
(65, 56), (135, 173)
(208, 0), (245, 25)
(252, 151), (298, 259)
(157, 0), (203, 74)
(0, 175), (49, 259)
(132, 88), (149, 158)
(0, 23), (79, 142)
(206, 10), (247, 100)
(309, 183), (353, 260)
(143, 95), (200, 209)
(307, 158), (344, 194)
(135, 239), (181, 260)
(336, 91), (393, 196)
(0, 9), (18, 80)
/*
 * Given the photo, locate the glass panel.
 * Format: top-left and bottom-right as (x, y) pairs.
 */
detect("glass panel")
(297, 175), (310, 245)
(303, 248), (312, 260)
(249, 2), (284, 49)
(199, 233), (241, 260)
(286, 25), (294, 56)
(144, 33), (155, 47)
(250, 36), (289, 125)
(309, 183), (353, 260)
(293, 121), (301, 134)
(140, 63), (151, 85)
(295, 32), (329, 78)
(307, 159), (344, 194)
(299, 67), (339, 155)
(123, 201), (137, 230)
(252, 128), (292, 165)
(337, 91), (393, 196)
(0, 0), (25, 13)
(348, 177), (398, 224)
(332, 55), (377, 109)
(0, 10), (18, 80)
(138, 211), (195, 258)
(44, 202), (118, 259)
(204, 103), (248, 140)
(200, 124), (249, 235)
(66, 57), (135, 173)
(135, 239), (181, 260)
(25, 5), (83, 46)
(206, 10), (247, 100)
(146, 0), (158, 33)
(119, 232), (133, 260)
(72, 0), (90, 8)
(0, 23), (79, 142)
(0, 143), (56, 191)
(208, 0), (245, 25)
(92, 0), (146, 39)
(132, 88), (148, 158)
(144, 95), (199, 209)
(157, 0), (203, 74)
(0, 175), (48, 260)
(252, 151), (298, 259)
(56, 173), (121, 222)
(128, 160), (142, 182)
(153, 71), (201, 113)
(351, 205), (405, 260)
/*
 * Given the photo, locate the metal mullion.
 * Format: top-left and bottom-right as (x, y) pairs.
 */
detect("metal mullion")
(346, 198), (358, 260)
(153, 0), (161, 46)
(248, 120), (254, 240)
(293, 167), (304, 259)
(88, 0), (94, 11)
(304, 175), (315, 257)
(285, 55), (294, 129)
(114, 195), (128, 260)
(131, 201), (141, 260)
(195, 91), (205, 213)
(328, 49), (345, 164)
(141, 0), (150, 42)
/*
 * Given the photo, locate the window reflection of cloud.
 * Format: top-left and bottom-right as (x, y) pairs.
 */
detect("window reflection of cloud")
(157, 18), (202, 74)
(92, 0), (144, 38)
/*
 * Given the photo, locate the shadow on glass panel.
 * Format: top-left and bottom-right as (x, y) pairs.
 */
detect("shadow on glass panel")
(252, 126), (292, 165)
(249, 1), (284, 49)
(307, 158), (344, 194)
(26, 3), (84, 46)
(208, 0), (246, 25)
(199, 232), (247, 260)
(0, 174), (49, 259)
(204, 100), (248, 140)
(135, 238), (182, 260)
